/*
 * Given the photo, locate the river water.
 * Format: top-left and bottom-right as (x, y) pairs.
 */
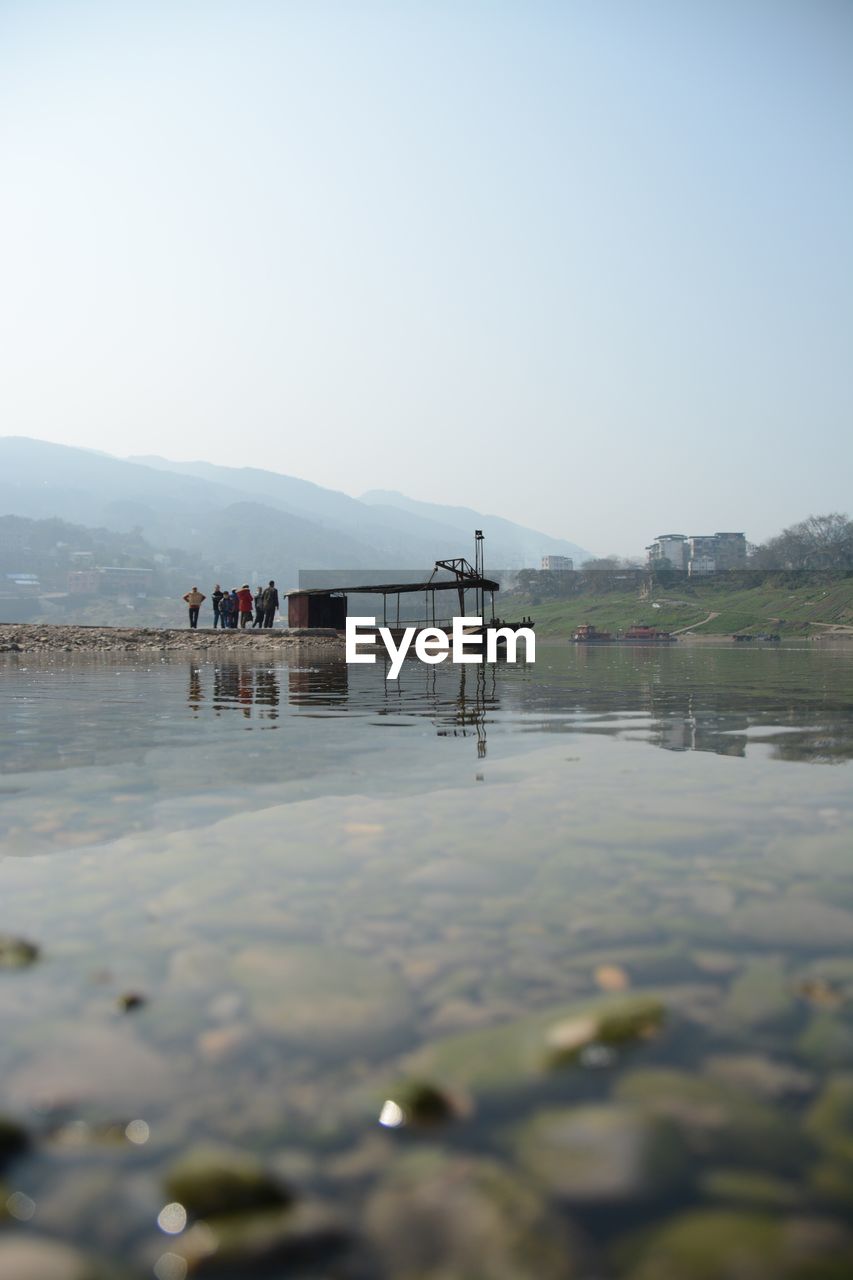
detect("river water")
(1, 642), (852, 1278)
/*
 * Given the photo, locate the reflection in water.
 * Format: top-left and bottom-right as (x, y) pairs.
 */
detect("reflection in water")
(187, 664), (203, 713)
(288, 661), (348, 707)
(211, 662), (280, 722)
(178, 646), (853, 765)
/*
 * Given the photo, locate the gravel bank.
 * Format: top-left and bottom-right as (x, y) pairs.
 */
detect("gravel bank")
(0, 623), (344, 656)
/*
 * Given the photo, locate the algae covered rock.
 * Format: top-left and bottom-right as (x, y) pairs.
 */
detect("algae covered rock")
(545, 995), (665, 1066)
(173, 1201), (350, 1275)
(378, 1080), (464, 1129)
(0, 934), (39, 969)
(624, 1209), (853, 1280)
(164, 1147), (291, 1219)
(700, 1168), (800, 1209)
(364, 1147), (578, 1279)
(805, 1075), (853, 1207)
(400, 992), (666, 1093)
(798, 1013), (853, 1069)
(515, 1103), (687, 1203)
(721, 957), (793, 1029)
(805, 1074), (853, 1156)
(0, 1114), (28, 1167)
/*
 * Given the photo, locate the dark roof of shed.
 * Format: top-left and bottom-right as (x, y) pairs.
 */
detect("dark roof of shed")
(287, 576), (499, 597)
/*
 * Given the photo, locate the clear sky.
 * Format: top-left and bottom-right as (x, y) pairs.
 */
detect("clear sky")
(1, 0), (851, 555)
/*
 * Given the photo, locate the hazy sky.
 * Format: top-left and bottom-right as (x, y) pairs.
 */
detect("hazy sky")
(1, 0), (851, 554)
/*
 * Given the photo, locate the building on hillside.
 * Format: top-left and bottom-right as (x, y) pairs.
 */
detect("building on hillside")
(68, 570), (101, 594)
(687, 532), (747, 575)
(712, 532), (748, 569)
(68, 567), (153, 595)
(5, 573), (40, 592)
(689, 554), (717, 576)
(647, 532), (747, 575)
(687, 536), (717, 573)
(98, 567), (153, 594)
(541, 555), (573, 571)
(646, 534), (687, 571)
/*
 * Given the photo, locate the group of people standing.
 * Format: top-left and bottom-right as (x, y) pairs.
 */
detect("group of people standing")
(182, 581), (280, 629)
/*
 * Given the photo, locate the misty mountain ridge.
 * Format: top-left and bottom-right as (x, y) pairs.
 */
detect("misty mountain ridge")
(0, 437), (592, 577)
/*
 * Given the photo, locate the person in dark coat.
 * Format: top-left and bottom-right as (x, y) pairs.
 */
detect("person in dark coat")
(253, 586), (265, 628)
(262, 580), (279, 628)
(211, 585), (224, 629)
(228, 590), (240, 628)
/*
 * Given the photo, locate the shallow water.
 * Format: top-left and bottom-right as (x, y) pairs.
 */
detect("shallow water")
(1, 642), (852, 1278)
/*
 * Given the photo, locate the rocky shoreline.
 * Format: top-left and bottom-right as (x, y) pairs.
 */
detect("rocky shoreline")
(0, 622), (344, 656)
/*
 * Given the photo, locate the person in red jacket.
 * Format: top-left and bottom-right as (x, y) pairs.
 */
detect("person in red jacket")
(237, 584), (254, 629)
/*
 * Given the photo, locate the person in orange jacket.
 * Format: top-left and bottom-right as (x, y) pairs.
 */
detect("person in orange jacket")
(183, 586), (206, 629)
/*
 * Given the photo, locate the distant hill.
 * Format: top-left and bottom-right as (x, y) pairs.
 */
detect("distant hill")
(0, 437), (593, 578)
(361, 489), (592, 567)
(131, 456), (594, 566)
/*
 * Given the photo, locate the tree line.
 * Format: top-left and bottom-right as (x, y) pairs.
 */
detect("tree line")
(749, 513), (853, 571)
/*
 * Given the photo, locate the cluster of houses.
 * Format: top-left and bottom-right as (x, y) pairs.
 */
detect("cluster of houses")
(538, 534), (749, 576)
(645, 532), (747, 575)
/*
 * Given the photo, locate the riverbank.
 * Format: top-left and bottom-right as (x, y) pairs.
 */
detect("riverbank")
(0, 623), (344, 655)
(507, 573), (853, 639)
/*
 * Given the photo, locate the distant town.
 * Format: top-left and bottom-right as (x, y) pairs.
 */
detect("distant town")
(541, 531), (747, 575)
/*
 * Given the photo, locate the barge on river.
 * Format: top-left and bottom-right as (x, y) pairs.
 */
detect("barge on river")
(572, 623), (677, 643)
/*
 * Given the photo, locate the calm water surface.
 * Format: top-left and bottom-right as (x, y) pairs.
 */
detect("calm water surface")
(1, 642), (852, 1278)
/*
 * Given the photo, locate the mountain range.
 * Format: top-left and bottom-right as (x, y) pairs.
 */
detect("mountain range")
(0, 437), (591, 579)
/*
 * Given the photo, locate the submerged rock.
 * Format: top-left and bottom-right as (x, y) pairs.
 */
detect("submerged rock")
(615, 1068), (810, 1175)
(704, 1054), (815, 1100)
(0, 1114), (28, 1166)
(365, 1148), (578, 1279)
(795, 976), (847, 1010)
(721, 957), (793, 1029)
(545, 997), (664, 1067)
(0, 1237), (125, 1280)
(729, 899), (853, 950)
(798, 1014), (853, 1069)
(594, 963), (631, 991)
(232, 944), (412, 1051)
(401, 992), (666, 1093)
(516, 1104), (687, 1204)
(0, 934), (39, 969)
(6, 1023), (174, 1112)
(700, 1168), (800, 1209)
(805, 1074), (853, 1204)
(624, 1209), (853, 1280)
(117, 992), (147, 1013)
(173, 1201), (350, 1275)
(378, 1081), (464, 1129)
(165, 1148), (291, 1220)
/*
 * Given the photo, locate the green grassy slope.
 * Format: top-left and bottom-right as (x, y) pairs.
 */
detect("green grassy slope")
(504, 576), (853, 638)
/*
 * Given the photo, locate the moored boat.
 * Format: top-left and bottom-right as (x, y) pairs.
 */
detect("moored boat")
(572, 624), (613, 642)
